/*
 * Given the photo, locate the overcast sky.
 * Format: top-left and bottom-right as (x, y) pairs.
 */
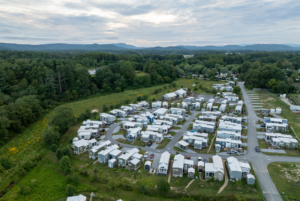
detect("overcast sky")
(0, 0), (300, 46)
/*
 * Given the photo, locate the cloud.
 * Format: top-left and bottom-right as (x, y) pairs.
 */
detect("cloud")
(0, 0), (299, 46)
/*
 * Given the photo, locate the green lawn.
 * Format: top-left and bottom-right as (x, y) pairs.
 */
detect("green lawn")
(173, 126), (181, 130)
(268, 162), (300, 201)
(257, 139), (268, 149)
(256, 128), (265, 132)
(168, 131), (177, 136)
(156, 139), (171, 149)
(173, 146), (186, 153)
(132, 140), (147, 147)
(113, 130), (127, 136)
(178, 120), (187, 125)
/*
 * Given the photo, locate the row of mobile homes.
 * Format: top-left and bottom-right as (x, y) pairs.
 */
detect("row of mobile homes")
(216, 138), (242, 150)
(153, 116), (172, 127)
(271, 138), (298, 148)
(123, 121), (143, 130)
(266, 123), (287, 132)
(170, 108), (186, 115)
(183, 135), (208, 149)
(121, 106), (134, 114)
(129, 104), (142, 111)
(126, 127), (142, 141)
(205, 155), (224, 181)
(172, 154), (184, 177)
(226, 96), (239, 102)
(89, 140), (111, 159)
(100, 113), (116, 123)
(153, 108), (168, 117)
(158, 151), (171, 175)
(217, 130), (241, 140)
(195, 120), (216, 128)
(147, 125), (169, 134)
(221, 116), (242, 124)
(73, 138), (98, 154)
(198, 115), (217, 122)
(219, 122), (242, 133)
(110, 109), (126, 118)
(141, 131), (163, 143)
(98, 145), (119, 163)
(202, 111), (222, 117)
(167, 113), (184, 122)
(163, 92), (177, 100)
(82, 120), (105, 129)
(193, 123), (215, 133)
(222, 92), (236, 98)
(265, 133), (294, 142)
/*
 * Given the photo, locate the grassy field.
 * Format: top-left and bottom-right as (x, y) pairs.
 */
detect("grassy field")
(268, 162), (300, 201)
(0, 78), (219, 199)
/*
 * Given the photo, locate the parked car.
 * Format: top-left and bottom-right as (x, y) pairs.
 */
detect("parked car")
(227, 149), (237, 154)
(242, 125), (246, 129)
(261, 123), (265, 127)
(147, 141), (153, 147)
(150, 153), (154, 159)
(255, 146), (260, 152)
(186, 155), (191, 159)
(198, 157), (202, 161)
(184, 114), (189, 117)
(164, 134), (172, 139)
(144, 152), (149, 158)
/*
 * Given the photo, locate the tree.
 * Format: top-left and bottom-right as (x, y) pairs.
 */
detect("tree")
(51, 144), (57, 152)
(56, 148), (63, 160)
(19, 185), (30, 200)
(163, 76), (171, 83)
(233, 86), (241, 95)
(277, 81), (289, 94)
(73, 174), (79, 186)
(62, 147), (71, 158)
(66, 184), (76, 196)
(157, 179), (170, 195)
(42, 126), (60, 147)
(210, 76), (214, 81)
(60, 156), (71, 174)
(50, 107), (77, 135)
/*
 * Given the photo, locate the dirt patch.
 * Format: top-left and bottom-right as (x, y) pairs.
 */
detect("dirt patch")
(201, 185), (204, 187)
(210, 182), (214, 185)
(237, 187), (241, 190)
(120, 173), (125, 176)
(253, 189), (257, 192)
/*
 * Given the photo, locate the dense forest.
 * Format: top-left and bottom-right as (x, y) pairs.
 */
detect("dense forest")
(0, 50), (300, 145)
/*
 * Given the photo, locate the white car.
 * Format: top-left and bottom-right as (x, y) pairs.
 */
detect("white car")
(164, 134), (172, 139)
(144, 152), (149, 158)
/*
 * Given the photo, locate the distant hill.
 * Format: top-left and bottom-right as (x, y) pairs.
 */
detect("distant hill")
(0, 43), (299, 51)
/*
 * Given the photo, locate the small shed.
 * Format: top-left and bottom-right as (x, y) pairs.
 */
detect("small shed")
(198, 161), (205, 172)
(246, 174), (255, 185)
(129, 158), (141, 170)
(270, 108), (275, 113)
(177, 103), (181, 107)
(188, 168), (195, 178)
(215, 144), (221, 152)
(108, 159), (117, 168)
(276, 108), (282, 114)
(144, 161), (152, 171)
(163, 101), (168, 108)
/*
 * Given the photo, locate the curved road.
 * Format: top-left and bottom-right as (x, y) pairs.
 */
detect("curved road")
(105, 82), (300, 201)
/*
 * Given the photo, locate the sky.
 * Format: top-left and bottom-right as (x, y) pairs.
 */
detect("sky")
(0, 0), (300, 47)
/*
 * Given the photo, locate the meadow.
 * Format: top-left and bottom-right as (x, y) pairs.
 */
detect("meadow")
(268, 162), (300, 201)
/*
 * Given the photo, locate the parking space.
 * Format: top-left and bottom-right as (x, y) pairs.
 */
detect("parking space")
(112, 126), (120, 133)
(112, 134), (124, 140)
(148, 143), (159, 149)
(261, 149), (286, 154)
(144, 152), (161, 169)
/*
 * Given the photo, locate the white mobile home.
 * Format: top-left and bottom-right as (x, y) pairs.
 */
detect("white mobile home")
(184, 159), (194, 172)
(170, 108), (186, 115)
(219, 104), (227, 112)
(227, 157), (242, 180)
(147, 125), (170, 134)
(118, 148), (139, 167)
(174, 89), (187, 98)
(193, 123), (214, 133)
(140, 131), (163, 143)
(100, 113), (116, 123)
(89, 140), (111, 159)
(82, 120), (105, 128)
(73, 139), (97, 154)
(205, 155), (224, 181)
(217, 130), (241, 140)
(221, 116), (242, 124)
(265, 133), (294, 142)
(202, 111), (222, 117)
(163, 101), (168, 108)
(163, 92), (177, 100)
(216, 138), (242, 149)
(235, 105), (242, 114)
(138, 101), (149, 108)
(123, 121), (143, 130)
(129, 104), (142, 111)
(153, 108), (168, 117)
(110, 109), (127, 118)
(158, 151), (171, 175)
(121, 106), (134, 114)
(126, 127), (142, 141)
(152, 101), (162, 108)
(172, 154), (184, 177)
(98, 145), (119, 163)
(198, 115), (217, 122)
(237, 100), (243, 106)
(219, 122), (242, 133)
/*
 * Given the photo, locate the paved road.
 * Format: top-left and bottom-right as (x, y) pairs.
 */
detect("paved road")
(104, 82), (300, 201)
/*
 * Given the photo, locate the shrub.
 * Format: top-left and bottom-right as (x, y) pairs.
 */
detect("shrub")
(56, 149), (63, 160)
(42, 127), (60, 147)
(0, 158), (13, 170)
(51, 144), (57, 152)
(66, 184), (76, 196)
(62, 147), (71, 158)
(157, 179), (170, 195)
(137, 96), (142, 101)
(60, 156), (71, 174)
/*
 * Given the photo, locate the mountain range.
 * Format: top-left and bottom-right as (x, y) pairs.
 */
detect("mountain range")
(0, 42), (300, 51)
